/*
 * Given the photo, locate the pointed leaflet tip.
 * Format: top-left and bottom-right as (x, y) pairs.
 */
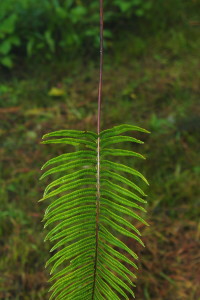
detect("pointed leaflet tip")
(42, 133), (49, 140)
(38, 198), (45, 202)
(39, 173), (45, 180)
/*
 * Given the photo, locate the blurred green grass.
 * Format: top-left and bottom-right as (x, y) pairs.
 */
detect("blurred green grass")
(0, 17), (200, 300)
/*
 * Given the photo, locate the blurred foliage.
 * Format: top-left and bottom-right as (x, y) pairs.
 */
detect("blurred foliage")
(0, 0), (151, 67)
(0, 0), (199, 67)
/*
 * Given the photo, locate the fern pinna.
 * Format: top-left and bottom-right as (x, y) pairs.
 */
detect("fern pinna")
(40, 124), (149, 299)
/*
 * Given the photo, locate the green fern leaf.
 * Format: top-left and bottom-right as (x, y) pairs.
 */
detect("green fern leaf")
(40, 124), (149, 299)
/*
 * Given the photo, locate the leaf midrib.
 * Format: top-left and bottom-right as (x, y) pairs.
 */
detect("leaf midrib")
(92, 136), (101, 299)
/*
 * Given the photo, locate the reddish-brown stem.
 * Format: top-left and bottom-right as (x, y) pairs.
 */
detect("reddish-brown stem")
(97, 0), (104, 135)
(92, 1), (103, 299)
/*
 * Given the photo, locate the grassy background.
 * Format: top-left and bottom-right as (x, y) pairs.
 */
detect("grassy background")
(0, 1), (200, 299)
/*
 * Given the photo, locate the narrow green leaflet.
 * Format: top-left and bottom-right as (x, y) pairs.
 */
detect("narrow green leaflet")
(100, 124), (150, 138)
(40, 159), (96, 180)
(101, 148), (145, 159)
(43, 129), (97, 140)
(100, 136), (144, 148)
(41, 151), (96, 170)
(42, 137), (96, 149)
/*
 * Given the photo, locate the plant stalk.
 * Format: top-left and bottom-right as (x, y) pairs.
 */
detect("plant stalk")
(97, 0), (104, 135)
(92, 0), (103, 298)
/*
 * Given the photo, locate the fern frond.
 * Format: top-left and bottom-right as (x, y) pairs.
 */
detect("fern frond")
(41, 124), (149, 299)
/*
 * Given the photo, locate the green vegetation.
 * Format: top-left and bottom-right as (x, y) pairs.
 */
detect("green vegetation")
(0, 0), (199, 67)
(0, 1), (200, 299)
(0, 0), (151, 67)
